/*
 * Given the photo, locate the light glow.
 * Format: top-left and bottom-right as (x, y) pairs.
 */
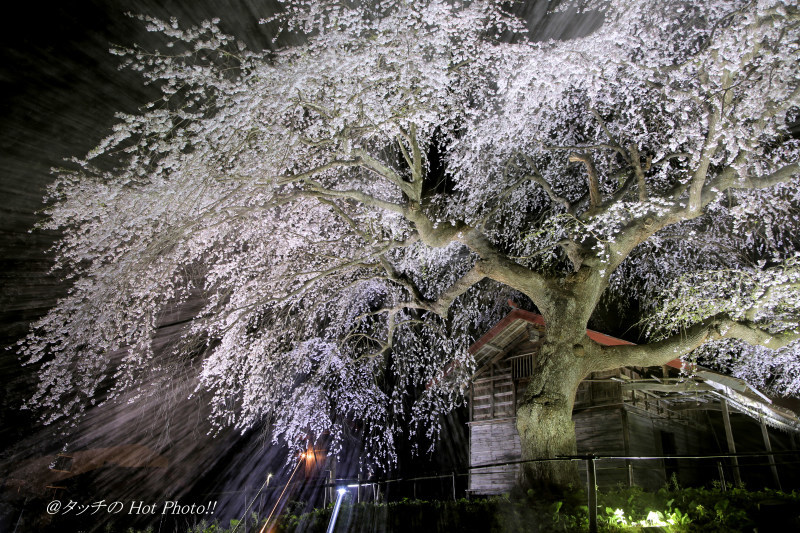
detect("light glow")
(326, 488), (347, 533)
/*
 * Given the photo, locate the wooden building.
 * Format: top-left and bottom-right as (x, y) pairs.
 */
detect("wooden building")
(467, 308), (800, 494)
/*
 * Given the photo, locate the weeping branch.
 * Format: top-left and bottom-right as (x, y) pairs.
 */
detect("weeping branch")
(590, 108), (630, 162)
(516, 153), (572, 213)
(605, 155), (798, 276)
(709, 160), (800, 198)
(273, 159), (362, 185)
(428, 265), (484, 317)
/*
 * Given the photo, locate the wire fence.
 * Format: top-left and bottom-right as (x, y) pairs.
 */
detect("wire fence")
(218, 450), (800, 533)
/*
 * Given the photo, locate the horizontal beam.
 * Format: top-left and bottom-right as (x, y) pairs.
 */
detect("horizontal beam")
(621, 382), (714, 393)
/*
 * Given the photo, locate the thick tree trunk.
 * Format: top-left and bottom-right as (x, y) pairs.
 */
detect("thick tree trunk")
(515, 322), (589, 493)
(507, 266), (605, 492)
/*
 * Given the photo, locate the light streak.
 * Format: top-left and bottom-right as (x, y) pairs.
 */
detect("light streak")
(259, 456), (304, 533)
(231, 473), (274, 533)
(326, 488), (348, 533)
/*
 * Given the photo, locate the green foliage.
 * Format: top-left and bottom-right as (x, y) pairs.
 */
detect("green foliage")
(107, 487), (800, 533)
(596, 486), (800, 532)
(271, 486), (800, 533)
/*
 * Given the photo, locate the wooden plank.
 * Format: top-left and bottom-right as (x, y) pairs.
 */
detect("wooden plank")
(621, 408), (633, 487)
(621, 382), (714, 393)
(490, 379), (495, 418)
(470, 381), (474, 422)
(469, 418), (521, 494)
(720, 399), (742, 486)
(760, 417), (782, 490)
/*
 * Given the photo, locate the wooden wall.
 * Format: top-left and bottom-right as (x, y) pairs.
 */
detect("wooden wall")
(468, 405), (720, 494)
(648, 410), (719, 487)
(471, 375), (515, 421)
(574, 408), (629, 488)
(468, 418), (521, 494)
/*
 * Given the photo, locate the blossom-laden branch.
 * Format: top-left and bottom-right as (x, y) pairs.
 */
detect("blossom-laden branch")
(568, 152), (601, 208)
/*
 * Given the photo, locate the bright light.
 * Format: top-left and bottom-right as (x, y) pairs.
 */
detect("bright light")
(608, 508), (680, 528)
(609, 508), (629, 526)
(327, 487), (347, 533)
(644, 510), (668, 526)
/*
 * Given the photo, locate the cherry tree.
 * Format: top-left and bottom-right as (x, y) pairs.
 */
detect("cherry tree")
(21, 0), (800, 489)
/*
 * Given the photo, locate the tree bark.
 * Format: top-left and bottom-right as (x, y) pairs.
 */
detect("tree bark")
(516, 334), (587, 492)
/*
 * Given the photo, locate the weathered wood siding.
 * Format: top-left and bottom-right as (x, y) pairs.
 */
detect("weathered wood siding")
(472, 375), (515, 421)
(651, 410), (718, 487)
(622, 406), (718, 489)
(624, 408), (664, 489)
(468, 418), (521, 494)
(574, 408), (629, 488)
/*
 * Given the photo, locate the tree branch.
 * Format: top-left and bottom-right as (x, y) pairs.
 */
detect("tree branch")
(303, 180), (409, 215)
(687, 106), (720, 213)
(568, 152), (601, 208)
(350, 148), (416, 199)
(543, 142), (628, 160)
(590, 316), (800, 372)
(628, 143), (649, 202)
(590, 108), (630, 163)
(273, 159), (362, 186)
(517, 153), (572, 211)
(428, 265), (485, 317)
(709, 160), (800, 198)
(480, 157), (571, 226)
(397, 123), (424, 198)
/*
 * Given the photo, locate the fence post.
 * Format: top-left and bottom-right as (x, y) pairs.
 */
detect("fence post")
(717, 461), (727, 491)
(452, 472), (456, 501)
(587, 456), (597, 533)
